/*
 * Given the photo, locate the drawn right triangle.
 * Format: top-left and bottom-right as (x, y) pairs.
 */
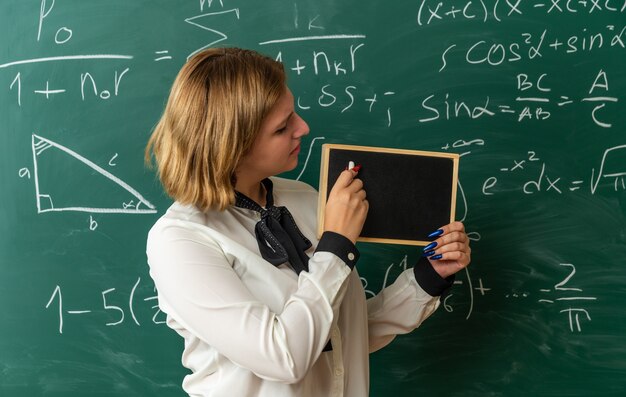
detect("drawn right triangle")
(31, 134), (157, 214)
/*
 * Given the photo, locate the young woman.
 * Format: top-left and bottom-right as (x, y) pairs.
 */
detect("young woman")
(145, 47), (471, 397)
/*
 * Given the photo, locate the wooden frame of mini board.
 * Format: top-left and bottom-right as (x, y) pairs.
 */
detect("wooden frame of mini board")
(317, 144), (460, 246)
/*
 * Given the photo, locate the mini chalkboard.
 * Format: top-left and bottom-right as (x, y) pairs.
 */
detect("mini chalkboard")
(318, 144), (459, 246)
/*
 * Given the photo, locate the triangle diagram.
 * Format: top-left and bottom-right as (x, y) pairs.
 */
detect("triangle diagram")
(31, 134), (157, 214)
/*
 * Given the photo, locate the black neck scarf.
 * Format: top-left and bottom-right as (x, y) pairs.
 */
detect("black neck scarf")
(235, 179), (312, 275)
(235, 180), (333, 351)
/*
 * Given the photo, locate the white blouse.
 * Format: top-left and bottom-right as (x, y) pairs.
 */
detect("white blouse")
(146, 177), (450, 397)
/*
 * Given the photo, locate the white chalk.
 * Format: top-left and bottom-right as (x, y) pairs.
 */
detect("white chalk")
(348, 161), (355, 170)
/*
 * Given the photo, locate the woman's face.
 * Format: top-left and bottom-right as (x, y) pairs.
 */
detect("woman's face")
(238, 88), (310, 180)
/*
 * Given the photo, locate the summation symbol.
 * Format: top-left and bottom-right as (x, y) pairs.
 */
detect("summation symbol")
(185, 8), (241, 60)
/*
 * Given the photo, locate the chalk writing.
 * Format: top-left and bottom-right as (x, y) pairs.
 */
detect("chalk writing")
(438, 26), (625, 71)
(45, 278), (166, 334)
(420, 70), (619, 127)
(482, 145), (626, 195)
(38, 0), (73, 44)
(259, 29), (396, 125)
(538, 263), (597, 332)
(0, 54), (134, 70)
(296, 136), (326, 180)
(185, 8), (241, 59)
(418, 0), (626, 26)
(1, 0), (133, 107)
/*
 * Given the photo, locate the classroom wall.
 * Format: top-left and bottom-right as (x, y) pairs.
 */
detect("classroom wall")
(1, 1), (625, 396)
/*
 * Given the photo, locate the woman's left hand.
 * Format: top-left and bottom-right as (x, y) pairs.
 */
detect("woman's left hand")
(423, 221), (471, 279)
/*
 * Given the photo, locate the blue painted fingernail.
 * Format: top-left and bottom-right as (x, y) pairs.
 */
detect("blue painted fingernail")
(430, 254), (443, 260)
(423, 242), (438, 251)
(423, 250), (436, 257)
(427, 229), (443, 238)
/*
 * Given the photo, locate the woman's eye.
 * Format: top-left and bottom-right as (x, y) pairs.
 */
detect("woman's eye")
(276, 126), (287, 134)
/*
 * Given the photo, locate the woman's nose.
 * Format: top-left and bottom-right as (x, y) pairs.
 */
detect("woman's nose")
(293, 113), (310, 138)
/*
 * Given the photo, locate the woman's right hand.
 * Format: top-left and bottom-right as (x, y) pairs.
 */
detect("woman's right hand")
(323, 169), (369, 244)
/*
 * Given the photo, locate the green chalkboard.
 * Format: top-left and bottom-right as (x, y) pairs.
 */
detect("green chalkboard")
(1, 1), (625, 396)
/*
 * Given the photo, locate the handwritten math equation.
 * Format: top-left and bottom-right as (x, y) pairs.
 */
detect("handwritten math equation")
(437, 25), (625, 71)
(1, 0), (135, 104)
(482, 144), (626, 195)
(2, 1), (398, 127)
(419, 70), (620, 128)
(439, 138), (626, 195)
(45, 277), (166, 334)
(418, 0), (626, 26)
(538, 263), (597, 332)
(262, 39), (396, 126)
(360, 255), (597, 333)
(507, 263), (597, 332)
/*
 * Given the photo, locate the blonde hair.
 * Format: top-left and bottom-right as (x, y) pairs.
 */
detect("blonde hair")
(145, 48), (286, 211)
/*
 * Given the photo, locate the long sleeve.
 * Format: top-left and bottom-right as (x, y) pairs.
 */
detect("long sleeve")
(366, 257), (454, 353)
(147, 221), (356, 384)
